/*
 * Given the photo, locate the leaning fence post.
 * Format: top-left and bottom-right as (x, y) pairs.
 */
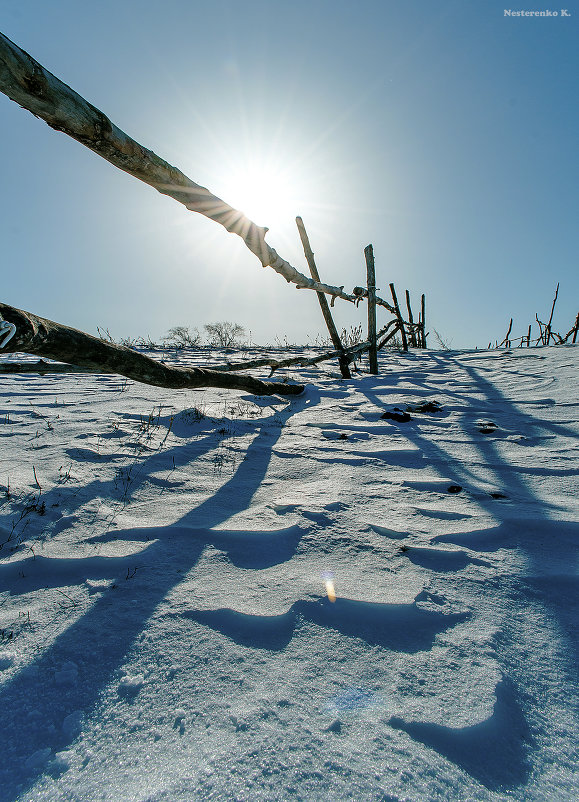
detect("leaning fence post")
(505, 318), (513, 349)
(389, 283), (408, 351)
(364, 245), (379, 374)
(546, 282), (559, 345)
(405, 290), (417, 347)
(296, 217), (351, 379)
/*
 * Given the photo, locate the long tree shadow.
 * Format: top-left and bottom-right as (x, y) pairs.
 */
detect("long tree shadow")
(389, 677), (532, 791)
(0, 385), (321, 801)
(359, 351), (579, 791)
(184, 597), (468, 653)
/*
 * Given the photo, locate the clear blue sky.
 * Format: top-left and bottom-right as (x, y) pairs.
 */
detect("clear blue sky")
(1, 0), (577, 348)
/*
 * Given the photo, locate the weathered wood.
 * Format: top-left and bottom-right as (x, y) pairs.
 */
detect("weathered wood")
(377, 322), (401, 350)
(352, 287), (396, 314)
(546, 282), (559, 344)
(535, 314), (546, 345)
(405, 290), (417, 347)
(389, 283), (408, 351)
(0, 324), (394, 378)
(421, 294), (426, 348)
(0, 303), (304, 396)
(499, 318), (513, 349)
(0, 32), (356, 305)
(364, 245), (378, 374)
(296, 217), (351, 379)
(526, 324), (532, 347)
(0, 360), (102, 375)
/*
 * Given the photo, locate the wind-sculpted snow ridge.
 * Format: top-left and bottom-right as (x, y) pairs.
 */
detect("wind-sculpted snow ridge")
(0, 345), (577, 801)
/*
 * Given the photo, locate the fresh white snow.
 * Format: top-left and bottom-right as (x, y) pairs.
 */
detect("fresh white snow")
(0, 345), (577, 801)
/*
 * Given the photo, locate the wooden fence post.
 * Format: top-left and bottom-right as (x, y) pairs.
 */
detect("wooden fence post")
(421, 294), (427, 348)
(389, 283), (408, 351)
(546, 282), (559, 345)
(364, 245), (379, 374)
(405, 290), (417, 347)
(504, 318), (513, 349)
(536, 314), (546, 345)
(296, 217), (351, 379)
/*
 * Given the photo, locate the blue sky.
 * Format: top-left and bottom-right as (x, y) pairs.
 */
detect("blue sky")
(1, 1), (577, 347)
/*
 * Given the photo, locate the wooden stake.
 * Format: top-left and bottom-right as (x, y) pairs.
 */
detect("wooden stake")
(504, 318), (513, 349)
(389, 283), (408, 351)
(364, 245), (379, 374)
(527, 324), (532, 347)
(536, 314), (546, 345)
(405, 290), (417, 347)
(546, 282), (559, 344)
(296, 217), (350, 379)
(421, 294), (427, 348)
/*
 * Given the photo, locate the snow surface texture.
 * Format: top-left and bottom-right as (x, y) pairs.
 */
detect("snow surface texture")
(0, 345), (577, 801)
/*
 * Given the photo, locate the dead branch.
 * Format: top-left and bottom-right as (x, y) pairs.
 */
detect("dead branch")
(377, 322), (402, 350)
(498, 318), (513, 348)
(405, 290), (417, 348)
(389, 283), (408, 351)
(562, 312), (579, 344)
(296, 217), (350, 378)
(0, 303), (304, 396)
(211, 322), (393, 374)
(0, 32), (356, 305)
(535, 314), (546, 345)
(1, 314), (395, 381)
(352, 287), (396, 314)
(546, 282), (559, 344)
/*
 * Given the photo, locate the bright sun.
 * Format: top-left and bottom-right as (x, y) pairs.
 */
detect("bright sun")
(217, 158), (309, 232)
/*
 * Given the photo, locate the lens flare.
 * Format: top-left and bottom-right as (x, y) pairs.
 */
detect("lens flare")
(322, 572), (336, 603)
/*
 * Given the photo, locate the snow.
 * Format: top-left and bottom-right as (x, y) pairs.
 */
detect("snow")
(0, 345), (577, 801)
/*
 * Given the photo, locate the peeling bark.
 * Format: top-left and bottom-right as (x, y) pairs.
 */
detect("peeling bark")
(0, 32), (356, 304)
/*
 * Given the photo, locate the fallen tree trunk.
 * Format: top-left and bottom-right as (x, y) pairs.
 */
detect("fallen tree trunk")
(0, 32), (356, 305)
(0, 306), (396, 380)
(0, 303), (304, 396)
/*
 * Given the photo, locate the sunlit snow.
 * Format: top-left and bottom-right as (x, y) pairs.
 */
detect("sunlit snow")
(0, 345), (577, 801)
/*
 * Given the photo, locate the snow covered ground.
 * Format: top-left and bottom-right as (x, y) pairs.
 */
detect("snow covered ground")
(0, 345), (577, 801)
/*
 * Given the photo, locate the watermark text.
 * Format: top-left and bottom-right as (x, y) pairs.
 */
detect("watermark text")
(504, 9), (571, 16)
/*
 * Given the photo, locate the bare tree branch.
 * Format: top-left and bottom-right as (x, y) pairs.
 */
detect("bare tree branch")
(0, 31), (356, 305)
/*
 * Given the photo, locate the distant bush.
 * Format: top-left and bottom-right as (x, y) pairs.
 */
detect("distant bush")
(134, 335), (159, 349)
(162, 326), (202, 348)
(204, 322), (246, 348)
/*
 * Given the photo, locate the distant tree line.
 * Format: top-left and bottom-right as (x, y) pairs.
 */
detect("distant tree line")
(96, 321), (247, 350)
(163, 322), (246, 349)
